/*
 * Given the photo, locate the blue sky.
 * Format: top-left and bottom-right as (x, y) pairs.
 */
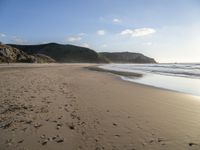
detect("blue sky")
(0, 0), (200, 62)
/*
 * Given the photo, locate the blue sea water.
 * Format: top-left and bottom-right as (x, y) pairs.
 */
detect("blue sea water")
(100, 63), (200, 96)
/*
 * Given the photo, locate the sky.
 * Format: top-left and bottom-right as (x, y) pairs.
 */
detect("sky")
(0, 0), (200, 63)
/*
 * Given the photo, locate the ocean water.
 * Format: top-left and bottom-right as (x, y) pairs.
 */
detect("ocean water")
(100, 63), (200, 96)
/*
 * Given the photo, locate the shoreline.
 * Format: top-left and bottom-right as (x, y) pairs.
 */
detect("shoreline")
(1, 63), (200, 150)
(1, 63), (199, 97)
(86, 65), (200, 97)
(120, 76), (200, 98)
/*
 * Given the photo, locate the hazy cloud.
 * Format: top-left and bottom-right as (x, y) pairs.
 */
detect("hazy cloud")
(145, 42), (153, 45)
(0, 33), (6, 37)
(67, 36), (82, 42)
(113, 18), (121, 23)
(78, 33), (87, 36)
(120, 29), (133, 36)
(101, 44), (107, 48)
(80, 43), (89, 48)
(120, 28), (156, 37)
(67, 33), (87, 42)
(97, 30), (106, 35)
(11, 36), (27, 44)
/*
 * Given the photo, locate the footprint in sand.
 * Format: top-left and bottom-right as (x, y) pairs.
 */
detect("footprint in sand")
(114, 134), (120, 137)
(189, 142), (200, 147)
(112, 123), (117, 126)
(67, 122), (75, 130)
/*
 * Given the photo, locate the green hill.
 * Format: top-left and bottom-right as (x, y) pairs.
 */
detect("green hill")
(9, 43), (108, 63)
(8, 43), (157, 64)
(100, 52), (156, 63)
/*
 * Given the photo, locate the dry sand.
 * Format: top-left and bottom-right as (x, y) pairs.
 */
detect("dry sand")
(1, 63), (200, 150)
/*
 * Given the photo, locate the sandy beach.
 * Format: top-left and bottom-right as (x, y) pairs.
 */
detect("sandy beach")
(1, 63), (200, 150)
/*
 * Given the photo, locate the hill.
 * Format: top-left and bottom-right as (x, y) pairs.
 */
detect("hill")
(100, 52), (156, 63)
(9, 43), (108, 63)
(0, 44), (55, 63)
(8, 43), (156, 64)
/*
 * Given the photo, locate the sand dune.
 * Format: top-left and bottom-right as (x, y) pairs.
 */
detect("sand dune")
(0, 63), (200, 150)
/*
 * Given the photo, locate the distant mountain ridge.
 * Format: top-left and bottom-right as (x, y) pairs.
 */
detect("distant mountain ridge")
(7, 43), (156, 63)
(100, 52), (156, 63)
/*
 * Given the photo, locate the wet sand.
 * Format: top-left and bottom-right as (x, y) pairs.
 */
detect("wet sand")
(1, 63), (200, 150)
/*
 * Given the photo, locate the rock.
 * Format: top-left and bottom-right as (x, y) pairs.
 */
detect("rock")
(0, 44), (36, 63)
(0, 44), (55, 63)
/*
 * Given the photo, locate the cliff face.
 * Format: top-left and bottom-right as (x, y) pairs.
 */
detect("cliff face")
(0, 44), (35, 63)
(0, 44), (55, 63)
(100, 52), (156, 63)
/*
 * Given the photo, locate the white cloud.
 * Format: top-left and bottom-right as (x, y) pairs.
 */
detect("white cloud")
(97, 30), (106, 35)
(101, 44), (107, 48)
(42, 41), (48, 44)
(120, 28), (156, 37)
(120, 29), (133, 35)
(78, 32), (87, 36)
(80, 43), (89, 48)
(67, 36), (82, 42)
(140, 41), (153, 47)
(113, 18), (121, 23)
(144, 42), (153, 46)
(0, 33), (6, 37)
(66, 33), (87, 42)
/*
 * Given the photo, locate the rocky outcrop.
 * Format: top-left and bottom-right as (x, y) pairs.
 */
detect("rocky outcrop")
(0, 44), (35, 63)
(0, 44), (55, 63)
(33, 54), (55, 63)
